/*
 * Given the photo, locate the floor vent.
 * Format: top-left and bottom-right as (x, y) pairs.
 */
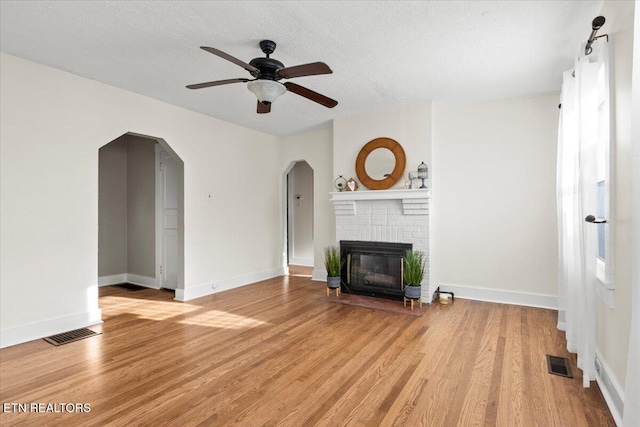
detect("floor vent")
(546, 355), (573, 378)
(114, 283), (147, 291)
(44, 328), (100, 346)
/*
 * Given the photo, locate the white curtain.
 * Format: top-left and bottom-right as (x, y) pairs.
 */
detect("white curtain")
(557, 43), (607, 387)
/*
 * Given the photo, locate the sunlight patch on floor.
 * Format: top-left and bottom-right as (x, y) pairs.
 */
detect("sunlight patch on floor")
(100, 296), (201, 321)
(84, 333), (106, 374)
(179, 310), (269, 329)
(290, 273), (312, 278)
(288, 265), (313, 279)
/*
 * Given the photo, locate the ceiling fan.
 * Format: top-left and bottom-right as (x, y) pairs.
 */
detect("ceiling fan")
(187, 40), (338, 114)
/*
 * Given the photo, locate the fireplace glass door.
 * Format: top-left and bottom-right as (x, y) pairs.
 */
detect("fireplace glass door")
(340, 240), (412, 300)
(348, 253), (404, 291)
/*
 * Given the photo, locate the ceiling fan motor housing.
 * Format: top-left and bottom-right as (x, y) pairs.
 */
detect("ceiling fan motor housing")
(249, 57), (284, 80)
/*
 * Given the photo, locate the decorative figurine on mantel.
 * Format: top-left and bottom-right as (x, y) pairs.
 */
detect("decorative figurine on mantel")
(346, 178), (358, 191)
(417, 162), (428, 189)
(406, 172), (417, 189)
(334, 175), (347, 192)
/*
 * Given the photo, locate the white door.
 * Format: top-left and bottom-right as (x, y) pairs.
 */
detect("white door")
(157, 149), (178, 290)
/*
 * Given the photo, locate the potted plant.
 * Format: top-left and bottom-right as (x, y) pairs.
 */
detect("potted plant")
(324, 245), (343, 295)
(403, 250), (426, 300)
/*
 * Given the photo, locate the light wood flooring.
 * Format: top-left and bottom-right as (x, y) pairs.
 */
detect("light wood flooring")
(0, 270), (614, 426)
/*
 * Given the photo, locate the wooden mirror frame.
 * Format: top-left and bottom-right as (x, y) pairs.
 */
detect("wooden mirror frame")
(355, 137), (406, 190)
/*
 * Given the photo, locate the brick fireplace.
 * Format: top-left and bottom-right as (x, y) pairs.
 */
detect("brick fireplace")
(330, 189), (432, 301)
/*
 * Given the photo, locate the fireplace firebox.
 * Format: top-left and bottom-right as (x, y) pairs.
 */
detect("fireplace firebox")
(340, 240), (412, 300)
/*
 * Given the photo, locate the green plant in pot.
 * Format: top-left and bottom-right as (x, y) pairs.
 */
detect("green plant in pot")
(404, 250), (426, 300)
(324, 245), (343, 292)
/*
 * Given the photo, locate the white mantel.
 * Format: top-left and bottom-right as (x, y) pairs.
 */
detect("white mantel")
(330, 188), (431, 201)
(331, 188), (432, 301)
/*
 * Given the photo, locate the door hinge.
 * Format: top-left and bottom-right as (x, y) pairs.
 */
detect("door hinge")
(160, 265), (163, 274)
(159, 162), (163, 171)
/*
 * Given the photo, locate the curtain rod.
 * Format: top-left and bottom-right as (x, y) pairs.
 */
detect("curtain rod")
(559, 16), (609, 109)
(585, 16), (607, 55)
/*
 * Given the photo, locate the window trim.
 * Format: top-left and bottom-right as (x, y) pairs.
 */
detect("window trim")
(594, 39), (615, 308)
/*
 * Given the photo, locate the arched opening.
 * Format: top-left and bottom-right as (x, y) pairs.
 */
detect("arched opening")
(282, 160), (314, 275)
(98, 132), (184, 296)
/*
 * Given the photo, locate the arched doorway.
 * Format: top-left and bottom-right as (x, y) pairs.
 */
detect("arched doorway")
(283, 161), (314, 273)
(98, 132), (184, 295)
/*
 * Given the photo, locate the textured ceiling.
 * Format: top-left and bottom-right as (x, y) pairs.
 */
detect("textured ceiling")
(0, 1), (603, 136)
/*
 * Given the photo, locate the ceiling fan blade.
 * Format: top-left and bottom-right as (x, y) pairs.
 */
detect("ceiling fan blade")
(200, 46), (259, 74)
(257, 101), (271, 114)
(186, 78), (249, 89)
(278, 62), (332, 79)
(284, 82), (338, 108)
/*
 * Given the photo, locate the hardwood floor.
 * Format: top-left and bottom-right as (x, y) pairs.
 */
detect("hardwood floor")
(0, 273), (614, 426)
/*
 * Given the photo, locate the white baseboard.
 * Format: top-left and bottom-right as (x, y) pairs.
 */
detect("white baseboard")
(557, 310), (567, 331)
(98, 273), (157, 289)
(312, 269), (327, 282)
(289, 258), (314, 267)
(126, 274), (158, 289)
(0, 309), (103, 349)
(438, 283), (558, 310)
(175, 267), (285, 301)
(595, 350), (625, 426)
(98, 273), (127, 286)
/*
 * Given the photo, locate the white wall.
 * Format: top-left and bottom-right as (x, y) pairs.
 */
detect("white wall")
(333, 104), (432, 190)
(98, 136), (128, 276)
(126, 135), (156, 278)
(0, 53), (282, 347)
(594, 0), (636, 408)
(289, 161), (314, 265)
(280, 128), (334, 279)
(432, 94), (560, 307)
(623, 3), (640, 425)
(98, 134), (159, 282)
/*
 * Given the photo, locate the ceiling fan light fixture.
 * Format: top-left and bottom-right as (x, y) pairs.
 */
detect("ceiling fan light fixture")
(247, 80), (286, 104)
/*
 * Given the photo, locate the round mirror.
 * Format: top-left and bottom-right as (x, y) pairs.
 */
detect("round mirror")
(355, 138), (406, 190)
(364, 147), (396, 180)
